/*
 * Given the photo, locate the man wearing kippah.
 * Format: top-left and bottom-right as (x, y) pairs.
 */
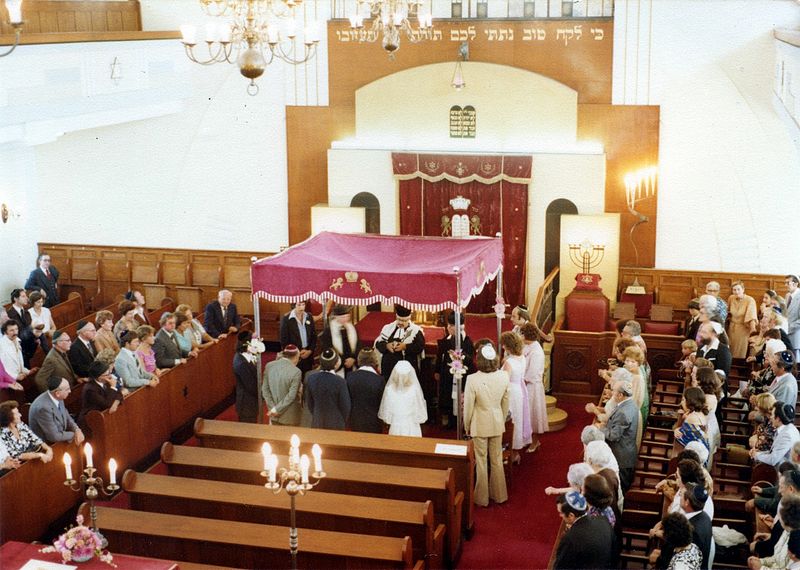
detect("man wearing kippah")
(319, 304), (361, 376)
(263, 344), (302, 426)
(553, 490), (615, 569)
(35, 330), (78, 393)
(752, 402), (800, 468)
(69, 320), (97, 379)
(768, 351), (798, 414)
(28, 376), (84, 445)
(602, 380), (639, 493)
(305, 348), (351, 430)
(375, 304), (425, 378)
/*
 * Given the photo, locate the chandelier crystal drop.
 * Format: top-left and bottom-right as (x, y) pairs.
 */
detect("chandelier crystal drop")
(181, 0), (320, 95)
(348, 0), (433, 58)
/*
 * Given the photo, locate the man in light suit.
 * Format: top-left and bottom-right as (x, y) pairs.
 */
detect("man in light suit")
(35, 331), (79, 392)
(752, 402), (800, 468)
(786, 275), (800, 364)
(28, 376), (84, 444)
(153, 313), (189, 369)
(464, 343), (510, 507)
(769, 351), (798, 412)
(603, 381), (640, 493)
(24, 253), (60, 307)
(263, 345), (303, 426)
(204, 290), (241, 339)
(115, 331), (159, 389)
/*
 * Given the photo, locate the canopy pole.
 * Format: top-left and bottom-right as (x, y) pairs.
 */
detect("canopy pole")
(497, 266), (504, 348)
(454, 266), (464, 441)
(251, 258), (264, 425)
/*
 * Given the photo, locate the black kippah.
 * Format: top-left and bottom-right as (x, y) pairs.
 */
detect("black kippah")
(394, 305), (412, 318)
(46, 376), (63, 391)
(88, 360), (108, 379)
(447, 311), (465, 325)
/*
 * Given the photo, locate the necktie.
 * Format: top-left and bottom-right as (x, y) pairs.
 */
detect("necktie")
(45, 269), (50, 278)
(788, 294), (793, 309)
(88, 341), (95, 357)
(222, 306), (227, 322)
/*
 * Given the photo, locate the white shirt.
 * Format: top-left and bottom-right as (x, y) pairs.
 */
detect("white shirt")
(0, 335), (27, 377)
(28, 306), (53, 333)
(0, 439), (10, 464)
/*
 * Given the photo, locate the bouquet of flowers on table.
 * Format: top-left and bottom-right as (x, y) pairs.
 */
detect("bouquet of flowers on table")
(40, 514), (116, 566)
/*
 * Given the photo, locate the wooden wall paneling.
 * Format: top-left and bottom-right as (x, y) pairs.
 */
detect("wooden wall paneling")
(162, 258), (189, 286)
(130, 252), (159, 284)
(143, 284), (169, 308)
(577, 104), (660, 268)
(175, 287), (202, 312)
(99, 251), (130, 306)
(3, 1), (141, 34)
(222, 263), (251, 290)
(551, 324), (615, 402)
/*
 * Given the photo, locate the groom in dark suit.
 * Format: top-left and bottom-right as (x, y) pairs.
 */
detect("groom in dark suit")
(204, 290), (241, 339)
(24, 253), (60, 307)
(346, 349), (386, 433)
(280, 300), (317, 374)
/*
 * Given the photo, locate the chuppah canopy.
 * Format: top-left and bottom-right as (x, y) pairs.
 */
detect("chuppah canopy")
(250, 232), (504, 312)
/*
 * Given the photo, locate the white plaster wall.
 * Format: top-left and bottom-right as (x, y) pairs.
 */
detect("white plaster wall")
(0, 145), (39, 299)
(614, 0), (800, 273)
(0, 38), (290, 283)
(327, 148), (606, 304)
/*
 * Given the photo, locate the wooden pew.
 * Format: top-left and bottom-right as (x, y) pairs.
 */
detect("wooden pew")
(0, 442), (81, 543)
(86, 322), (245, 475)
(122, 470), (445, 569)
(194, 419), (477, 537)
(147, 300), (175, 328)
(49, 292), (85, 328)
(85, 504), (422, 570)
(160, 442), (463, 562)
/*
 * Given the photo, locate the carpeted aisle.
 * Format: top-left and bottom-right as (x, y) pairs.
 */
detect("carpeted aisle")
(456, 401), (587, 570)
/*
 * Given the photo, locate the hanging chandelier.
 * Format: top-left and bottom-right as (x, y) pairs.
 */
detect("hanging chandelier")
(180, 0), (320, 95)
(348, 0), (433, 58)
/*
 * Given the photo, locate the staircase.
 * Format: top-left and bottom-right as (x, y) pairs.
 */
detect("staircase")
(546, 395), (568, 432)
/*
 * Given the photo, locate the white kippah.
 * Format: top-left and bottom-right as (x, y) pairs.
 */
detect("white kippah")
(480, 344), (497, 360)
(394, 360), (413, 374)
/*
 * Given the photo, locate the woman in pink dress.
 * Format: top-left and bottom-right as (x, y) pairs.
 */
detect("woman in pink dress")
(520, 323), (548, 452)
(500, 331), (532, 463)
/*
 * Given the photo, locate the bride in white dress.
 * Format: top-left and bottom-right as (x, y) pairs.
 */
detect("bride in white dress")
(378, 360), (428, 437)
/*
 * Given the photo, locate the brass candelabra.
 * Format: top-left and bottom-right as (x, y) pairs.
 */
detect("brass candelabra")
(260, 436), (326, 570)
(63, 443), (119, 548)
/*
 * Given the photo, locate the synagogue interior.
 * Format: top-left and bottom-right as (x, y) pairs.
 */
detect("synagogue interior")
(2, 0), (800, 568)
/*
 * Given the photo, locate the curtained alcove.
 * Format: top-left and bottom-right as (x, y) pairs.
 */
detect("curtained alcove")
(327, 62), (608, 303)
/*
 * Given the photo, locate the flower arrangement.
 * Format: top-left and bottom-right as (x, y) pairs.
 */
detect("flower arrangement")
(247, 338), (266, 355)
(493, 297), (506, 319)
(448, 349), (466, 378)
(40, 515), (115, 566)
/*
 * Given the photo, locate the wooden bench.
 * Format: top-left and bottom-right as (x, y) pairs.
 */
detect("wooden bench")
(122, 470), (444, 569)
(160, 442), (463, 562)
(49, 292), (85, 328)
(86, 504), (422, 570)
(194, 419), (477, 538)
(86, 323), (246, 475)
(0, 441), (80, 543)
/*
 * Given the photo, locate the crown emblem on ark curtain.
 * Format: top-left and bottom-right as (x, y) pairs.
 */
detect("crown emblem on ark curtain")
(441, 195), (481, 238)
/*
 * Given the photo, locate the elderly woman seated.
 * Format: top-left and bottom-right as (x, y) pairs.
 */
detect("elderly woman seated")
(545, 462), (595, 497)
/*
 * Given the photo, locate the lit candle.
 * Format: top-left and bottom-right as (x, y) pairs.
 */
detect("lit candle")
(300, 455), (310, 484)
(108, 458), (117, 486)
(63, 453), (73, 481)
(269, 454), (278, 483)
(261, 442), (272, 471)
(179, 24), (197, 45)
(84, 442), (93, 468)
(311, 443), (322, 473)
(290, 434), (300, 465)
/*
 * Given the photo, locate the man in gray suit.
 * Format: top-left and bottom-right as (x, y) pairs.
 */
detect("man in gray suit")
(154, 313), (189, 369)
(35, 330), (79, 392)
(768, 350), (797, 412)
(263, 345), (302, 426)
(28, 376), (84, 444)
(602, 380), (639, 493)
(785, 275), (800, 363)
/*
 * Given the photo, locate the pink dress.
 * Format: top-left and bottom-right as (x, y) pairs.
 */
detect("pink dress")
(523, 341), (549, 434)
(0, 359), (16, 388)
(504, 355), (532, 450)
(136, 348), (157, 374)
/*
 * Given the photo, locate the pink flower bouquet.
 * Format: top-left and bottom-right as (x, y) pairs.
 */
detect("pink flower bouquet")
(40, 515), (115, 566)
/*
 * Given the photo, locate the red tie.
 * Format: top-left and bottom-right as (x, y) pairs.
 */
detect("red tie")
(44, 269), (50, 278)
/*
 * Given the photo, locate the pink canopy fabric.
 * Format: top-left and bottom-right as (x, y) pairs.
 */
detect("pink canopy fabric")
(251, 232), (504, 311)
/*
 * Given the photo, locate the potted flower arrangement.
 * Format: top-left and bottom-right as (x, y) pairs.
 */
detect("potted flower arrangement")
(40, 515), (115, 566)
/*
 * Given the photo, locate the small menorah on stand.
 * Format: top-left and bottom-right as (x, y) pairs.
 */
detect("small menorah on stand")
(568, 239), (605, 291)
(261, 435), (327, 570)
(63, 443), (119, 548)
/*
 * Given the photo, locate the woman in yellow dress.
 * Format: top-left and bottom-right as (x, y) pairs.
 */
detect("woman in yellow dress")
(726, 281), (758, 359)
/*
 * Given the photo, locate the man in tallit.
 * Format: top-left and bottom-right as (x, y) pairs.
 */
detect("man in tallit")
(378, 360), (428, 436)
(319, 304), (361, 376)
(375, 305), (426, 378)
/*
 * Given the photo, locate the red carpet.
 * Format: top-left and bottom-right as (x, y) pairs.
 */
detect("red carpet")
(457, 401), (586, 570)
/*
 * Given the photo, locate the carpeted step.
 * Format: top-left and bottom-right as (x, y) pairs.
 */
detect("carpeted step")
(547, 407), (568, 432)
(545, 395), (557, 410)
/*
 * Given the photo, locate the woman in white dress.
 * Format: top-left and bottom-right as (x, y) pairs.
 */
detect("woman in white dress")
(378, 360), (428, 437)
(519, 323), (548, 453)
(27, 291), (56, 352)
(500, 331), (532, 462)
